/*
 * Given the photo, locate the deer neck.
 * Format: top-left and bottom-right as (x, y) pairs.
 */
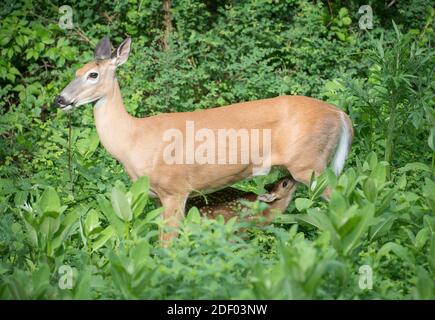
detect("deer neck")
(93, 78), (136, 163)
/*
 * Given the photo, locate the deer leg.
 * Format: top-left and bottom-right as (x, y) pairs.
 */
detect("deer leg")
(159, 194), (187, 247)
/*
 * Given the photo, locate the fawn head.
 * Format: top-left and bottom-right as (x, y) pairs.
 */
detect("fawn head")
(257, 177), (297, 203)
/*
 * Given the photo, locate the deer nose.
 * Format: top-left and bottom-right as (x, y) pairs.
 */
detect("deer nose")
(54, 95), (67, 107)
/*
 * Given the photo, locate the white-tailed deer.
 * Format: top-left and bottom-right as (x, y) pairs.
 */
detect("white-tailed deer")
(55, 37), (353, 245)
(186, 177), (297, 223)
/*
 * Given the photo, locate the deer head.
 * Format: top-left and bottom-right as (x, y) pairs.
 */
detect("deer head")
(54, 37), (131, 111)
(257, 177), (297, 203)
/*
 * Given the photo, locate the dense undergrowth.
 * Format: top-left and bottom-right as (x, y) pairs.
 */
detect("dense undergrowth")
(0, 0), (434, 299)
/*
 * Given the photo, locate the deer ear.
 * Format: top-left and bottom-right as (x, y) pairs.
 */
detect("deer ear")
(113, 37), (131, 66)
(94, 37), (112, 60)
(258, 193), (277, 203)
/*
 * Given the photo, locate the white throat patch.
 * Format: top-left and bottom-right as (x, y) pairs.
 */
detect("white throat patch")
(94, 97), (107, 109)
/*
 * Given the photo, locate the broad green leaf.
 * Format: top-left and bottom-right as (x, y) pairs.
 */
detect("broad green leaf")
(342, 203), (375, 256)
(132, 194), (149, 219)
(84, 210), (100, 236)
(52, 212), (79, 251)
(111, 187), (132, 222)
(309, 171), (329, 199)
(367, 152), (378, 170)
(295, 213), (322, 229)
(132, 207), (164, 238)
(429, 235), (435, 274)
(40, 216), (61, 238)
(397, 175), (407, 189)
(76, 131), (99, 158)
(326, 168), (338, 188)
(370, 163), (387, 185)
(130, 241), (150, 266)
(422, 178), (435, 212)
(295, 198), (313, 212)
(299, 209), (340, 250)
(14, 191), (28, 207)
(428, 128), (435, 151)
(399, 162), (431, 173)
(370, 215), (397, 241)
(31, 265), (50, 299)
(363, 178), (377, 202)
(375, 188), (396, 215)
(274, 214), (298, 224)
(130, 176), (150, 200)
(145, 207), (164, 223)
(20, 212), (38, 247)
(86, 131), (100, 156)
(92, 226), (115, 252)
(342, 17), (352, 26)
(0, 36), (11, 46)
(338, 7), (348, 18)
(39, 187), (61, 217)
(345, 173), (366, 197)
(186, 207), (201, 224)
(225, 216), (238, 232)
(423, 215), (435, 234)
(328, 191), (347, 227)
(97, 195), (125, 237)
(377, 242), (415, 264)
(415, 228), (430, 249)
(337, 206), (360, 237)
(415, 267), (435, 299)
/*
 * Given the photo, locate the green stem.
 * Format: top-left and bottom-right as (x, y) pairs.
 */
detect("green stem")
(125, 222), (131, 241)
(432, 152), (435, 179)
(46, 239), (51, 257)
(68, 112), (74, 195)
(384, 104), (397, 179)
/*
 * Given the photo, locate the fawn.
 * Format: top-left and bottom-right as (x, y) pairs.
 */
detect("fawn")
(186, 177), (297, 223)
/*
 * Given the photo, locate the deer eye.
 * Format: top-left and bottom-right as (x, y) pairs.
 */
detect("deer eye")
(282, 180), (288, 188)
(88, 72), (99, 79)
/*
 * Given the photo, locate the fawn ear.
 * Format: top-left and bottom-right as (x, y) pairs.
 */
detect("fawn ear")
(258, 193), (277, 203)
(113, 37), (131, 66)
(94, 37), (112, 60)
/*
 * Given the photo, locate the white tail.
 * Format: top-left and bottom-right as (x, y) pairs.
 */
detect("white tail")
(331, 112), (353, 176)
(55, 37), (353, 245)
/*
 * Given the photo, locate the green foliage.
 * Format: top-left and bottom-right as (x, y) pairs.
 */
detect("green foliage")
(322, 21), (434, 172)
(1, 0), (434, 300)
